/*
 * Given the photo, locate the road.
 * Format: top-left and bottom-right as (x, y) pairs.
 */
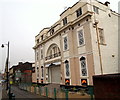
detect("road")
(0, 75), (3, 100)
(11, 85), (52, 100)
(0, 84), (2, 100)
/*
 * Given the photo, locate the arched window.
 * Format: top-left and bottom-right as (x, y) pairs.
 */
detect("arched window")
(80, 57), (87, 76)
(41, 66), (44, 78)
(46, 44), (61, 60)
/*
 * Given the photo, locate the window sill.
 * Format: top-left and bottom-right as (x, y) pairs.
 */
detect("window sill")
(100, 43), (107, 46)
(80, 76), (89, 78)
(77, 44), (85, 48)
(63, 49), (69, 52)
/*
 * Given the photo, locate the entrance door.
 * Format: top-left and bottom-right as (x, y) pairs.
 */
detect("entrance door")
(49, 65), (61, 84)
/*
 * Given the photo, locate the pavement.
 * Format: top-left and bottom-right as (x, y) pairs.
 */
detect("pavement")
(2, 84), (52, 100)
(2, 88), (9, 100)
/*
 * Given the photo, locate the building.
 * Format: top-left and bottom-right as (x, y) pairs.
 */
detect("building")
(32, 63), (37, 83)
(33, 0), (119, 86)
(9, 62), (33, 84)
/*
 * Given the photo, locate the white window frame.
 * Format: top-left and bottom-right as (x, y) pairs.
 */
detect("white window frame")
(77, 27), (85, 47)
(79, 56), (88, 77)
(63, 34), (69, 51)
(64, 60), (71, 78)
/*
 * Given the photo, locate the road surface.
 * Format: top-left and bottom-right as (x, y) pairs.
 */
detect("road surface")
(11, 85), (52, 100)
(0, 84), (2, 100)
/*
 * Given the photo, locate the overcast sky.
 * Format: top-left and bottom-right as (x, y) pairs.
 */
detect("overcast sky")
(0, 0), (119, 72)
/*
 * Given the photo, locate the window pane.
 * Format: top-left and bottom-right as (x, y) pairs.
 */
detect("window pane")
(36, 52), (39, 60)
(81, 60), (86, 68)
(78, 30), (84, 45)
(93, 6), (99, 14)
(65, 63), (70, 77)
(63, 17), (67, 25)
(76, 8), (82, 17)
(80, 57), (87, 76)
(41, 49), (43, 59)
(82, 69), (87, 76)
(64, 36), (68, 50)
(41, 68), (44, 77)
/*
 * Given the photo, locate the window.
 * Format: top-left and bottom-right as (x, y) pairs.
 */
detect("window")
(50, 28), (54, 35)
(65, 60), (70, 77)
(98, 28), (105, 45)
(80, 57), (87, 76)
(46, 44), (61, 60)
(93, 6), (99, 14)
(32, 67), (35, 73)
(76, 8), (82, 17)
(41, 66), (44, 78)
(36, 51), (39, 61)
(63, 17), (67, 26)
(41, 49), (43, 59)
(64, 36), (68, 50)
(37, 67), (39, 78)
(37, 39), (39, 44)
(78, 29), (84, 46)
(41, 35), (43, 40)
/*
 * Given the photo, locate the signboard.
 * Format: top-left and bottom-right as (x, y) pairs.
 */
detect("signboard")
(81, 79), (87, 86)
(65, 79), (70, 85)
(10, 81), (13, 85)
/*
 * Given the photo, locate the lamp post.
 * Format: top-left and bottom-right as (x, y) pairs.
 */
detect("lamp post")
(1, 41), (10, 90)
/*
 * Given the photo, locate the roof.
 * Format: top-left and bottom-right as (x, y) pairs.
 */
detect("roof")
(60, 0), (119, 16)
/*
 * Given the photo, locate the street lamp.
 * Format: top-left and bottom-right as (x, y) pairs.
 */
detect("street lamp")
(1, 41), (10, 90)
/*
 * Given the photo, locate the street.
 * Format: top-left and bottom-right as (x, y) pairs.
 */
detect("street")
(0, 84), (2, 100)
(10, 85), (52, 100)
(1, 82), (52, 100)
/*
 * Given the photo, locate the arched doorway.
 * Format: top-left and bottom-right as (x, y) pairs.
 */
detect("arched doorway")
(46, 44), (61, 84)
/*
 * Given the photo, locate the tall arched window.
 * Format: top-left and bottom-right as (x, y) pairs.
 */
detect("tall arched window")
(46, 44), (61, 60)
(65, 60), (70, 77)
(80, 56), (87, 76)
(41, 66), (44, 78)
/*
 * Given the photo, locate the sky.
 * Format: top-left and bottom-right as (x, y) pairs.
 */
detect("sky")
(0, 0), (119, 73)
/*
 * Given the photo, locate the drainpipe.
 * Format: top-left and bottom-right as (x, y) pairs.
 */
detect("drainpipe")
(94, 20), (103, 75)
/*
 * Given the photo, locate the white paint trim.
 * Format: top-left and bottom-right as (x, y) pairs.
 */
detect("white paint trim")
(45, 62), (61, 67)
(76, 26), (86, 47)
(64, 59), (71, 79)
(79, 55), (89, 77)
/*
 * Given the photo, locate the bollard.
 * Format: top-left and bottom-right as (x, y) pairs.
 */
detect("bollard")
(45, 87), (48, 97)
(65, 89), (68, 100)
(89, 86), (94, 100)
(29, 84), (31, 91)
(39, 86), (42, 96)
(34, 86), (36, 94)
(54, 88), (57, 100)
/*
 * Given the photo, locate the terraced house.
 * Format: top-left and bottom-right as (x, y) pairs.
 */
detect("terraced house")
(33, 0), (119, 86)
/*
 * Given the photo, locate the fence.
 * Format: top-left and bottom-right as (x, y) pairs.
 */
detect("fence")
(19, 83), (94, 100)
